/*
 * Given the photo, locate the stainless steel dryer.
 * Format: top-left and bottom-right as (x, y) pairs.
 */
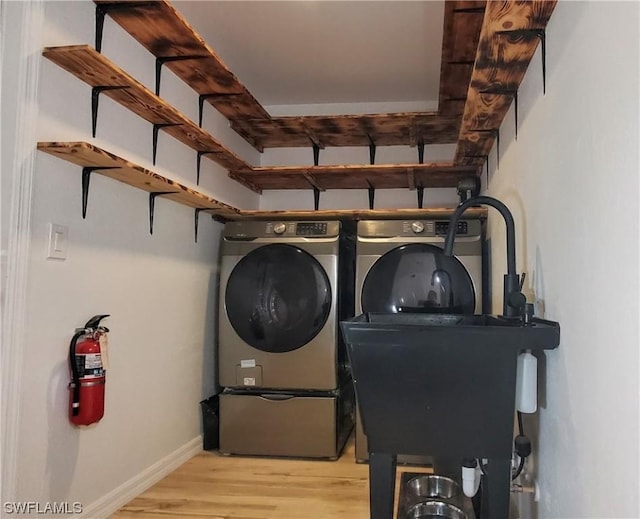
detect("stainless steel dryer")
(217, 220), (355, 459)
(354, 218), (484, 462)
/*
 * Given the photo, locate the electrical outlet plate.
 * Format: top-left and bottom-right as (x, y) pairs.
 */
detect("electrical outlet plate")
(47, 223), (68, 260)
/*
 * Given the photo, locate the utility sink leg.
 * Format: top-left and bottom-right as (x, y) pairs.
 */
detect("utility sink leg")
(480, 458), (511, 519)
(369, 452), (397, 519)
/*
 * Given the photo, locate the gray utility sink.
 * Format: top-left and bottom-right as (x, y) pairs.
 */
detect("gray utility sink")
(340, 312), (560, 519)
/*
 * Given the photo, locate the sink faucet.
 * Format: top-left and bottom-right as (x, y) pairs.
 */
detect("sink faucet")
(443, 195), (526, 318)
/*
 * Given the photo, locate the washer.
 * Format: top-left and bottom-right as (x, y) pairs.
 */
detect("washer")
(217, 220), (355, 458)
(353, 218), (484, 462)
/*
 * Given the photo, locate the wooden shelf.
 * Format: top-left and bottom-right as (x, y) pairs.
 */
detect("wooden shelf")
(42, 45), (258, 192)
(237, 163), (479, 191)
(95, 0), (270, 122)
(37, 141), (240, 221)
(41, 45), (480, 192)
(236, 208), (488, 221)
(94, 0), (485, 153)
(230, 113), (462, 150)
(455, 1), (557, 164)
(44, 1), (556, 196)
(438, 1), (486, 116)
(37, 142), (487, 223)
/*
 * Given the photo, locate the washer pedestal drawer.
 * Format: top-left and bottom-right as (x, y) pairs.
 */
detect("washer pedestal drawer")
(219, 384), (353, 459)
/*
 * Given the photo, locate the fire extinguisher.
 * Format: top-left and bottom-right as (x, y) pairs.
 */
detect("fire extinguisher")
(68, 315), (110, 426)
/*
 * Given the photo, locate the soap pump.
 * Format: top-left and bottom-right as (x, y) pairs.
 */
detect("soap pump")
(461, 458), (481, 498)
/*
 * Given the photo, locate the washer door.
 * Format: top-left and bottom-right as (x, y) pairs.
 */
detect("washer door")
(362, 243), (475, 314)
(225, 244), (332, 353)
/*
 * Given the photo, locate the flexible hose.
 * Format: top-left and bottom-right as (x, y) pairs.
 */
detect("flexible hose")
(512, 456), (526, 481)
(69, 330), (85, 416)
(517, 411), (524, 436)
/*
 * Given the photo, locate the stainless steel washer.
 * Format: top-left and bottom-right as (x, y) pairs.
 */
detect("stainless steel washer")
(354, 218), (484, 462)
(217, 220), (355, 458)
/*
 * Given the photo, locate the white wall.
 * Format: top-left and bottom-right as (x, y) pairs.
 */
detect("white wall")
(482, 2), (639, 517)
(3, 0), (258, 516)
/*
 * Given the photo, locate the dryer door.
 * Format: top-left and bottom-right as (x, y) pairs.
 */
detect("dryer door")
(225, 244), (332, 353)
(362, 243), (475, 314)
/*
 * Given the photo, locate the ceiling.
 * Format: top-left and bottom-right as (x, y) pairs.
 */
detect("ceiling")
(174, 1), (445, 110)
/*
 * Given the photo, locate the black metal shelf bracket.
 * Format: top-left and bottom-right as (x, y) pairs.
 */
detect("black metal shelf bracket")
(312, 144), (320, 166)
(418, 140), (425, 164)
(148, 191), (178, 235)
(469, 128), (500, 168)
(155, 55), (208, 96)
(479, 87), (519, 140)
(417, 185), (424, 209)
(91, 86), (130, 137)
(368, 136), (377, 165)
(198, 94), (217, 127)
(198, 93), (243, 127)
(94, 2), (157, 53)
(196, 151), (219, 185)
(194, 208), (208, 243)
(367, 180), (376, 210)
(453, 6), (486, 14)
(152, 123), (183, 165)
(496, 28), (547, 95)
(537, 29), (547, 94)
(81, 166), (119, 219)
(313, 187), (321, 211)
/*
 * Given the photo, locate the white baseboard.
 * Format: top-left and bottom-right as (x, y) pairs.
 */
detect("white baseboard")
(81, 436), (202, 519)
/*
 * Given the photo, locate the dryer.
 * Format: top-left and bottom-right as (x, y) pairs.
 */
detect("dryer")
(353, 218), (484, 462)
(217, 220), (355, 458)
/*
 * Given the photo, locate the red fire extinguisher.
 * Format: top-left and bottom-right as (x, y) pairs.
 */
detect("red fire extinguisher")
(68, 315), (109, 426)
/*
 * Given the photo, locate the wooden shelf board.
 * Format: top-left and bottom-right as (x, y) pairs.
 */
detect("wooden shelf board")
(237, 163), (480, 190)
(231, 113), (462, 149)
(42, 45), (256, 187)
(95, 0), (271, 121)
(37, 141), (240, 219)
(236, 207), (488, 221)
(455, 1), (557, 164)
(438, 1), (486, 115)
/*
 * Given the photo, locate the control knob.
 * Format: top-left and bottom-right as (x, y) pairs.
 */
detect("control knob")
(273, 223), (287, 235)
(411, 221), (425, 234)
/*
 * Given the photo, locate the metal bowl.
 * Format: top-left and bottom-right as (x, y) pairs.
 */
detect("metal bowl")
(406, 500), (467, 519)
(405, 475), (461, 500)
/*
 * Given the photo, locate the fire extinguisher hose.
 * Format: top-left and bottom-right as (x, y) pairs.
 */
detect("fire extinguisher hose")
(69, 330), (86, 416)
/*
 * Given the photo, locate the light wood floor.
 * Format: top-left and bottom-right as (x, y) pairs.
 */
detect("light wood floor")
(111, 434), (431, 519)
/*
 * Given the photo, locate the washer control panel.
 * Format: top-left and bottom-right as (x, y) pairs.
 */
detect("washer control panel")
(359, 219), (481, 238)
(224, 221), (339, 239)
(264, 221), (333, 237)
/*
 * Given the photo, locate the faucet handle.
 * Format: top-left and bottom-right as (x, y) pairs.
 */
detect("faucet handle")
(519, 272), (526, 291)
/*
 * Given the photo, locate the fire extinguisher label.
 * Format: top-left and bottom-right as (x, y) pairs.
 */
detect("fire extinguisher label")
(75, 353), (104, 379)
